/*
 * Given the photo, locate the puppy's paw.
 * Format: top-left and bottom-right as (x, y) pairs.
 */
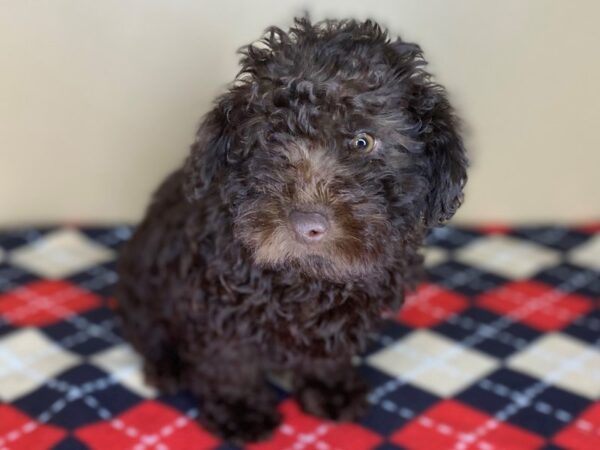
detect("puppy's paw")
(202, 397), (281, 444)
(295, 375), (369, 422)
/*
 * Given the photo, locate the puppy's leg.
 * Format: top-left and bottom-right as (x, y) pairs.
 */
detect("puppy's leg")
(188, 356), (281, 444)
(293, 360), (369, 421)
(118, 307), (183, 394)
(137, 329), (183, 395)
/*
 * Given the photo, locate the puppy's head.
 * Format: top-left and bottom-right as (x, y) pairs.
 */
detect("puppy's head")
(184, 18), (467, 281)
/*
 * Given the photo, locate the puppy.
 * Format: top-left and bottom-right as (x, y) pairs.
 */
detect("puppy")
(116, 17), (467, 443)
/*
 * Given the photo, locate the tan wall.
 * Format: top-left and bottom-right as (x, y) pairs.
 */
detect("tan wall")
(1, 0), (599, 226)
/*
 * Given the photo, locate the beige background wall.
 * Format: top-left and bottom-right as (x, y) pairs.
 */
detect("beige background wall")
(1, 0), (599, 226)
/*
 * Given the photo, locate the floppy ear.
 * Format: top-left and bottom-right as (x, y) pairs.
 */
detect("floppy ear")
(418, 86), (468, 226)
(183, 107), (231, 202)
(393, 41), (468, 226)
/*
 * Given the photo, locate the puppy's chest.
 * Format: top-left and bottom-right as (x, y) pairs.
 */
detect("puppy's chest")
(259, 293), (380, 360)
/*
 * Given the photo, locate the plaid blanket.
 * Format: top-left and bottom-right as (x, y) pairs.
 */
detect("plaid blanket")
(0, 224), (598, 450)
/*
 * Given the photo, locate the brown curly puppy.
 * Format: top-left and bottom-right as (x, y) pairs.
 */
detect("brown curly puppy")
(116, 17), (467, 443)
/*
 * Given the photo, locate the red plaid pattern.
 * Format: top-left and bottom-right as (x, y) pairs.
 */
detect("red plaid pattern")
(0, 405), (66, 450)
(0, 280), (101, 326)
(398, 283), (468, 327)
(248, 401), (382, 450)
(553, 402), (600, 450)
(391, 400), (545, 450)
(477, 280), (593, 331)
(75, 401), (219, 450)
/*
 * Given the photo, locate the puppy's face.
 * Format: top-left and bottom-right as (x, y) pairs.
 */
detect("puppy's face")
(231, 110), (417, 282)
(185, 19), (467, 281)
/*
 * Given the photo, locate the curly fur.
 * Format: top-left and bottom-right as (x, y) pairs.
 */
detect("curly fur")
(116, 17), (467, 443)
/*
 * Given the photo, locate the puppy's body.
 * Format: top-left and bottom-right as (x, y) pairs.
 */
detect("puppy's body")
(117, 18), (467, 443)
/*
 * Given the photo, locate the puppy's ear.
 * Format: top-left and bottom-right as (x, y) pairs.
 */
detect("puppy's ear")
(393, 41), (468, 226)
(183, 108), (231, 202)
(418, 86), (468, 226)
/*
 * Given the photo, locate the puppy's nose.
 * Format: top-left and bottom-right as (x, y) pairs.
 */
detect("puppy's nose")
(289, 211), (329, 243)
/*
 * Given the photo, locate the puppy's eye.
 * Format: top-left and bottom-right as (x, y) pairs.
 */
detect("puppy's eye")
(350, 133), (376, 153)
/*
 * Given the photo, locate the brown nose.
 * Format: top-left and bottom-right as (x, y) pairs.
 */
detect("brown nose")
(289, 211), (329, 243)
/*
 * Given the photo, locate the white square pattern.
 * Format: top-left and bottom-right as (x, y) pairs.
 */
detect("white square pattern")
(508, 333), (600, 399)
(423, 246), (448, 268)
(569, 235), (600, 270)
(455, 235), (560, 279)
(9, 229), (115, 279)
(0, 328), (81, 401)
(92, 344), (157, 398)
(367, 329), (499, 397)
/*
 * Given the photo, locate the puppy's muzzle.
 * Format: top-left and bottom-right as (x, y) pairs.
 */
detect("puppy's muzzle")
(289, 210), (329, 244)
